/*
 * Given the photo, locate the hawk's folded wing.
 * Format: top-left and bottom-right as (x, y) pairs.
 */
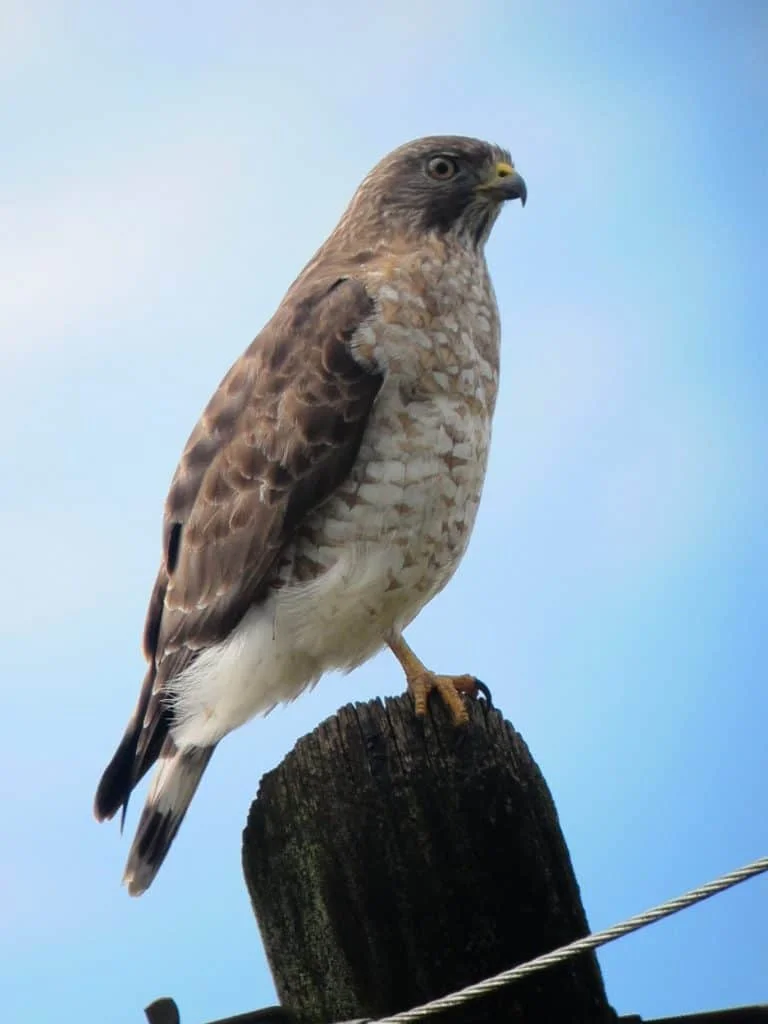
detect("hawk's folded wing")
(95, 275), (382, 820)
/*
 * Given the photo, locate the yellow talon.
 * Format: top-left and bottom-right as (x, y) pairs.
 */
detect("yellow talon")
(387, 633), (479, 726)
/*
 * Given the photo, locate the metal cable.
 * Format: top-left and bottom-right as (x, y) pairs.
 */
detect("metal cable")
(370, 855), (768, 1023)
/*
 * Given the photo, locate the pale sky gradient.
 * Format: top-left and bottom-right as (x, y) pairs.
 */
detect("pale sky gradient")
(2, 2), (767, 1022)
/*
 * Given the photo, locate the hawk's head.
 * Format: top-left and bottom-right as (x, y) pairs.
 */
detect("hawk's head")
(343, 135), (526, 248)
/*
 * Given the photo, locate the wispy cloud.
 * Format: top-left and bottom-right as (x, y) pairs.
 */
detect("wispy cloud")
(1, 135), (244, 355)
(0, 0), (63, 82)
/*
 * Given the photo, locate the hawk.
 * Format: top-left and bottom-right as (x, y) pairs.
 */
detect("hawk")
(94, 135), (526, 895)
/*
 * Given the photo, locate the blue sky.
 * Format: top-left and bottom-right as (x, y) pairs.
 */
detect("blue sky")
(2, 1), (767, 1021)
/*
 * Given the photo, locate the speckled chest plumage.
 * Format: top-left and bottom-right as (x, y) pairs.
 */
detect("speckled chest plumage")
(271, 238), (500, 666)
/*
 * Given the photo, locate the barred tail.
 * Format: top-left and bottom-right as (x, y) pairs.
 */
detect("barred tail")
(122, 741), (215, 897)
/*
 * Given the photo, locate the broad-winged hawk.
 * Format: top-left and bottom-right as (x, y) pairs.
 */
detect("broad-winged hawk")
(94, 135), (526, 895)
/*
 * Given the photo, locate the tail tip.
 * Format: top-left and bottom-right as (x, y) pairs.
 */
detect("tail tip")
(120, 746), (214, 896)
(122, 805), (176, 897)
(123, 868), (150, 898)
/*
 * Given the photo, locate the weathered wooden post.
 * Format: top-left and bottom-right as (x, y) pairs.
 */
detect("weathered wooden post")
(242, 694), (616, 1023)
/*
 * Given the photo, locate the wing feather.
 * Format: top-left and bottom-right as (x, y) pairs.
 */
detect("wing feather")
(95, 275), (382, 820)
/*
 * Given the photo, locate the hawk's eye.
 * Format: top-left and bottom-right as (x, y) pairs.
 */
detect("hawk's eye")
(426, 155), (458, 181)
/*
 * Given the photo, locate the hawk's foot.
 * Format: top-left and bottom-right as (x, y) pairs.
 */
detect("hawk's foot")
(407, 669), (479, 725)
(387, 633), (486, 726)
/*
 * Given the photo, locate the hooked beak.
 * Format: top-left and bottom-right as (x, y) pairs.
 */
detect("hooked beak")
(477, 161), (527, 206)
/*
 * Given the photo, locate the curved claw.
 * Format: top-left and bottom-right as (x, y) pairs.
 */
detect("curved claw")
(473, 678), (493, 708)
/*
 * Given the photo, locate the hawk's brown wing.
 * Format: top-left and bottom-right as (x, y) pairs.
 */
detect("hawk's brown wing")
(94, 276), (381, 821)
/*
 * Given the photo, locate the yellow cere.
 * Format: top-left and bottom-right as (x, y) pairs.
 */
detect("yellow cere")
(495, 162), (515, 178)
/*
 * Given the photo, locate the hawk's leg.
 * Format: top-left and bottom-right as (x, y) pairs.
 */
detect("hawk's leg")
(386, 632), (479, 726)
